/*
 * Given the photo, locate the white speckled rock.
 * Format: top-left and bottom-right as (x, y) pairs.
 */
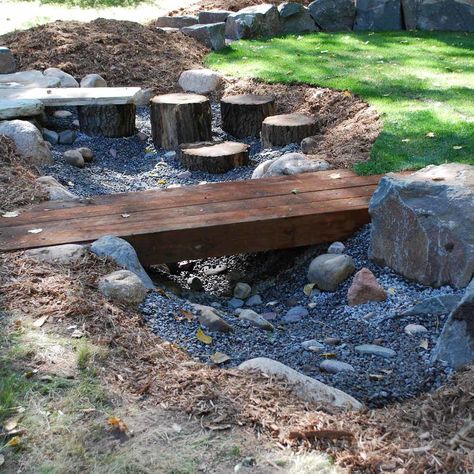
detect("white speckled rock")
(44, 67), (79, 88)
(178, 69), (223, 94)
(239, 357), (363, 411)
(26, 244), (86, 265)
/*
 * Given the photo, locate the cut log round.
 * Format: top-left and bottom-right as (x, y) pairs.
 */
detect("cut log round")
(151, 93), (212, 150)
(261, 113), (318, 148)
(179, 141), (249, 173)
(78, 104), (136, 137)
(220, 94), (275, 138)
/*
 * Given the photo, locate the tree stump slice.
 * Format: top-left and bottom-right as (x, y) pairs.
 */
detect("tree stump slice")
(261, 113), (318, 148)
(151, 93), (212, 150)
(77, 104), (136, 137)
(179, 141), (249, 173)
(220, 94), (275, 138)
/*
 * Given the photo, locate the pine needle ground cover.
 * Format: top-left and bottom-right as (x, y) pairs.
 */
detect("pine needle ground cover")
(207, 31), (474, 174)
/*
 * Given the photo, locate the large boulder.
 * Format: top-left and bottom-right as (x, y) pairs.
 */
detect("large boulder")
(198, 10), (232, 24)
(99, 270), (148, 305)
(90, 235), (154, 289)
(239, 357), (363, 410)
(432, 278), (474, 369)
(181, 23), (226, 50)
(43, 68), (79, 88)
(308, 0), (356, 31)
(402, 0), (474, 32)
(369, 164), (474, 288)
(225, 5), (281, 40)
(0, 120), (52, 165)
(0, 47), (16, 74)
(252, 153), (330, 179)
(354, 0), (403, 30)
(279, 3), (319, 34)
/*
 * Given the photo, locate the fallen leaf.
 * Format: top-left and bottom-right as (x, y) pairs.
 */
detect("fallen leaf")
(426, 132), (435, 138)
(27, 228), (42, 234)
(121, 213), (130, 218)
(180, 309), (195, 321)
(71, 329), (84, 339)
(5, 436), (21, 447)
(4, 416), (19, 432)
(320, 353), (337, 359)
(2, 210), (19, 218)
(330, 173), (341, 179)
(453, 145), (463, 150)
(33, 315), (48, 328)
(303, 283), (315, 297)
(210, 352), (231, 364)
(343, 90), (351, 97)
(196, 328), (212, 345)
(419, 339), (429, 350)
(388, 287), (396, 295)
(107, 416), (128, 432)
(291, 188), (299, 195)
(158, 179), (167, 185)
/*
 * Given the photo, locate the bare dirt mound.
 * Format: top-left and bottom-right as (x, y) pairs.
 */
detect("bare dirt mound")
(173, 0), (311, 15)
(0, 19), (208, 94)
(221, 79), (382, 169)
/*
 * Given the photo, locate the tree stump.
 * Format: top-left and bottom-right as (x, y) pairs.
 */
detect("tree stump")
(261, 113), (318, 148)
(220, 94), (275, 138)
(151, 93), (212, 150)
(179, 141), (249, 173)
(77, 104), (136, 137)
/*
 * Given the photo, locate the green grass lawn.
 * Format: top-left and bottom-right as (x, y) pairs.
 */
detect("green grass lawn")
(207, 31), (474, 174)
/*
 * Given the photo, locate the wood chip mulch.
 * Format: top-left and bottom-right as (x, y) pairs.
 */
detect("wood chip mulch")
(0, 251), (472, 473)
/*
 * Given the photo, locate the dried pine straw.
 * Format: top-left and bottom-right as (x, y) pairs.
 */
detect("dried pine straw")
(0, 251), (473, 473)
(0, 135), (46, 213)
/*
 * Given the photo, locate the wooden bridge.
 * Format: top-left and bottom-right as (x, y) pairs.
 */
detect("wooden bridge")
(0, 170), (381, 264)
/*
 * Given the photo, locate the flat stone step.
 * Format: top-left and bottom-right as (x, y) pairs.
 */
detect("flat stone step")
(0, 70), (60, 89)
(0, 99), (44, 119)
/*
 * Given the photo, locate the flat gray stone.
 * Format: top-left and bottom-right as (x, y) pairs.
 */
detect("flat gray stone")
(246, 294), (263, 307)
(400, 294), (462, 317)
(198, 10), (231, 24)
(320, 360), (356, 373)
(301, 339), (325, 352)
(192, 304), (233, 333)
(355, 344), (396, 358)
(252, 153), (330, 179)
(26, 244), (86, 265)
(0, 99), (44, 120)
(239, 309), (274, 330)
(178, 69), (223, 94)
(283, 305), (309, 323)
(156, 16), (198, 28)
(404, 324), (428, 336)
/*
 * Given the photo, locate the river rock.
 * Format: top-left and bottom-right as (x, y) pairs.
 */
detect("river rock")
(0, 47), (15, 74)
(226, 5), (281, 40)
(76, 147), (94, 162)
(328, 241), (345, 254)
(0, 120), (52, 165)
(239, 309), (274, 330)
(246, 294), (263, 307)
(308, 0), (356, 31)
(404, 324), (428, 336)
(156, 16), (198, 28)
(239, 357), (363, 410)
(228, 298), (244, 309)
(44, 67), (79, 88)
(99, 270), (148, 305)
(80, 73), (107, 88)
(252, 153), (330, 179)
(283, 305), (309, 323)
(301, 339), (325, 352)
(181, 23), (226, 50)
(354, 0), (402, 30)
(58, 130), (76, 145)
(279, 4), (318, 33)
(36, 176), (79, 201)
(320, 360), (355, 373)
(198, 10), (231, 23)
(234, 282), (252, 299)
(187, 276), (203, 291)
(90, 235), (154, 289)
(369, 164), (474, 289)
(402, 0), (474, 32)
(192, 304), (233, 333)
(355, 344), (396, 358)
(26, 244), (87, 265)
(308, 254), (355, 291)
(347, 268), (387, 306)
(63, 150), (85, 168)
(432, 278), (474, 369)
(43, 129), (59, 145)
(0, 99), (44, 120)
(178, 69), (223, 94)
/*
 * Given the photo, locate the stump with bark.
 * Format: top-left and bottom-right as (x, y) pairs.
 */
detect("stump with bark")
(179, 141), (249, 173)
(261, 113), (318, 148)
(78, 104), (136, 137)
(151, 93), (212, 150)
(220, 94), (275, 138)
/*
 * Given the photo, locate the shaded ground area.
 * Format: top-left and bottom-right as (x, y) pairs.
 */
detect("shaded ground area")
(0, 251), (473, 473)
(208, 31), (474, 174)
(0, 19), (208, 94)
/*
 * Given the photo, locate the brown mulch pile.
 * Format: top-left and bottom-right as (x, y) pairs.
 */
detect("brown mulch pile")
(221, 79), (382, 168)
(0, 19), (208, 94)
(1, 251), (472, 473)
(0, 136), (46, 213)
(173, 0), (311, 15)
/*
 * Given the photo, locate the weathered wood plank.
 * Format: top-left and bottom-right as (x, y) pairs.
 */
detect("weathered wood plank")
(0, 87), (142, 106)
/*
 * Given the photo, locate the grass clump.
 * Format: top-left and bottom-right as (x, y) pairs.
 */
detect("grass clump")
(207, 31), (474, 174)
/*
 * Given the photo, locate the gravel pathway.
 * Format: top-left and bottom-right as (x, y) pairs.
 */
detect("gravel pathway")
(41, 106), (461, 408)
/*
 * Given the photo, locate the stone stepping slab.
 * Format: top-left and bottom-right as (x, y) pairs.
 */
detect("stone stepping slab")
(0, 99), (44, 120)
